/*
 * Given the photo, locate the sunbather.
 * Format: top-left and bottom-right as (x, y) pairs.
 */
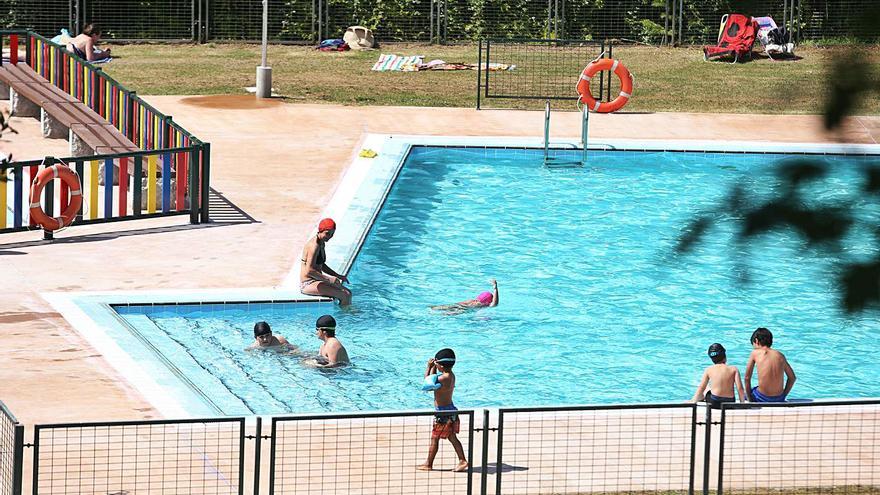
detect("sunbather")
(67, 24), (111, 62)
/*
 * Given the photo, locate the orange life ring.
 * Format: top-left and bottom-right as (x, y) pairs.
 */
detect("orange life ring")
(29, 164), (83, 231)
(576, 58), (633, 113)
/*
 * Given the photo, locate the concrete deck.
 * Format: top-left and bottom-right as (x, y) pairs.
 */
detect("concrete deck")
(1, 99), (879, 426)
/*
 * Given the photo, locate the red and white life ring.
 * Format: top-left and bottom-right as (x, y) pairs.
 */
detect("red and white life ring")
(576, 58), (633, 113)
(29, 164), (82, 231)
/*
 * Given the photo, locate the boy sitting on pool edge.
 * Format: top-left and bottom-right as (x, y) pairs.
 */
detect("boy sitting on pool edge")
(745, 327), (796, 402)
(691, 343), (746, 407)
(417, 348), (468, 473)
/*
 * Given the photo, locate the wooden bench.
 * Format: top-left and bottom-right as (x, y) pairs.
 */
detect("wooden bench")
(0, 63), (139, 163)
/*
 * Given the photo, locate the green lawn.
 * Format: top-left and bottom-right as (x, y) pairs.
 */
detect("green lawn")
(101, 43), (880, 114)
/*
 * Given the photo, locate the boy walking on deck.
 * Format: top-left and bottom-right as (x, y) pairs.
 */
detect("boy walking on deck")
(745, 327), (796, 402)
(417, 348), (469, 473)
(692, 343), (746, 407)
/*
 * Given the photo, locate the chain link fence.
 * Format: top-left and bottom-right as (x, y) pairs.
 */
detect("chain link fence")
(0, 0), (876, 44)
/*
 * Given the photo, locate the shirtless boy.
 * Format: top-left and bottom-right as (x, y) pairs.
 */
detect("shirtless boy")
(745, 327), (797, 402)
(300, 218), (352, 305)
(248, 321), (292, 349)
(314, 315), (349, 367)
(692, 343), (746, 407)
(417, 348), (468, 473)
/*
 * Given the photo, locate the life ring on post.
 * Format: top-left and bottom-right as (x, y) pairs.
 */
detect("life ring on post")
(29, 164), (83, 231)
(576, 58), (633, 113)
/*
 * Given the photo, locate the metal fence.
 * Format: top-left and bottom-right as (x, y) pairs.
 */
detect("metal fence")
(0, 402), (23, 495)
(495, 404), (697, 495)
(717, 400), (880, 495)
(32, 417), (246, 495)
(0, 0), (876, 44)
(1, 399), (878, 494)
(268, 410), (476, 494)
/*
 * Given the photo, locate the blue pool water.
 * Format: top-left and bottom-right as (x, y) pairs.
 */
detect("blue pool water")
(118, 147), (880, 415)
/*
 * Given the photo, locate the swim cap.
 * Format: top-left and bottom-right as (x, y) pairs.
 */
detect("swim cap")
(476, 291), (493, 306)
(316, 315), (337, 329)
(318, 218), (336, 232)
(435, 348), (456, 363)
(254, 321), (272, 337)
(708, 343), (725, 358)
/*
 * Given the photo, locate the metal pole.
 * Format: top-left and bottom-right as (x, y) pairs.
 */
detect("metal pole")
(430, 0), (434, 43)
(663, 0), (669, 46)
(544, 100), (551, 165)
(476, 40), (482, 109)
(581, 104), (588, 165)
(256, 0), (272, 98)
(702, 404), (712, 495)
(678, 0), (683, 45)
(480, 409), (490, 495)
(200, 142), (211, 223)
(13, 424), (23, 495)
(253, 417), (262, 495)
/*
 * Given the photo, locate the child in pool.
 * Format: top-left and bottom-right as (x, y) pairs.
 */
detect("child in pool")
(430, 279), (498, 315)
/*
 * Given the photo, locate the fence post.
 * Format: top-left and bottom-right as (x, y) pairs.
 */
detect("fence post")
(480, 409), (489, 495)
(253, 417), (262, 495)
(43, 156), (55, 241)
(702, 404), (711, 495)
(475, 40), (482, 110)
(126, 91), (136, 142)
(31, 426), (41, 495)
(13, 423), (24, 495)
(189, 146), (200, 224)
(495, 411), (504, 495)
(716, 405), (727, 495)
(200, 142), (210, 223)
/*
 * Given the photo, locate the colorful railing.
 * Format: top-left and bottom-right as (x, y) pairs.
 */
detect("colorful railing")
(0, 30), (210, 236)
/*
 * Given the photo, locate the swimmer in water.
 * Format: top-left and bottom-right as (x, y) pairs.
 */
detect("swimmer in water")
(308, 315), (349, 368)
(247, 321), (296, 351)
(430, 279), (498, 315)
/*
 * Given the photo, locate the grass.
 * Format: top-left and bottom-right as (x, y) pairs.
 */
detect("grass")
(101, 43), (880, 114)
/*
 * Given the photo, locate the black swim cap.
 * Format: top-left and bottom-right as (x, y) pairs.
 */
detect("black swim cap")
(254, 321), (272, 337)
(316, 315), (336, 329)
(708, 343), (726, 363)
(435, 348), (456, 363)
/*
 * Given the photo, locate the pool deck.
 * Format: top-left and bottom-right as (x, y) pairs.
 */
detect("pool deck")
(1, 99), (879, 427)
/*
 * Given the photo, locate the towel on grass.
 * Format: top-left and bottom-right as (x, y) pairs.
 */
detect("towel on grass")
(371, 54), (424, 72)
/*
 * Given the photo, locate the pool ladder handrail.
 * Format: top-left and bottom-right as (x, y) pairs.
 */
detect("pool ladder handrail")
(543, 99), (589, 169)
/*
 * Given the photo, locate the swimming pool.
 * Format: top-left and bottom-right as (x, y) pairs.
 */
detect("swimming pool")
(99, 139), (880, 416)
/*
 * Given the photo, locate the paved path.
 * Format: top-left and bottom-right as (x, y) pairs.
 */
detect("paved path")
(1, 98), (878, 425)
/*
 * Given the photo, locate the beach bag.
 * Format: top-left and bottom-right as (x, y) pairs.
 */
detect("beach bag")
(343, 26), (375, 50)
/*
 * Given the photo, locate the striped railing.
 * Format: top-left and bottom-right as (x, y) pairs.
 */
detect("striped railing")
(0, 30), (209, 236)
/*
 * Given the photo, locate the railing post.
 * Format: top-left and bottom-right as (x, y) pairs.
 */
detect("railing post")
(253, 417), (262, 495)
(475, 40), (482, 110)
(716, 405), (727, 495)
(189, 146), (200, 224)
(13, 423), (24, 495)
(688, 404), (697, 495)
(495, 410), (504, 495)
(126, 91), (136, 142)
(200, 142), (210, 223)
(43, 156), (55, 241)
(466, 411), (474, 495)
(480, 409), (489, 495)
(702, 403), (711, 495)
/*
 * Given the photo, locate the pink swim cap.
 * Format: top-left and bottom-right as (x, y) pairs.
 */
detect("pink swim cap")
(476, 291), (493, 306)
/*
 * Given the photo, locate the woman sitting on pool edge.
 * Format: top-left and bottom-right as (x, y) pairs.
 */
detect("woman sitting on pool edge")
(300, 218), (352, 305)
(430, 279), (498, 314)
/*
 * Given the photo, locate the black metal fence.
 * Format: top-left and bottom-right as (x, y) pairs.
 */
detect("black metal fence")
(32, 417), (246, 495)
(495, 404), (697, 495)
(268, 410), (476, 494)
(0, 401), (23, 495)
(1, 399), (878, 494)
(478, 39), (610, 109)
(717, 400), (880, 495)
(0, 0), (876, 44)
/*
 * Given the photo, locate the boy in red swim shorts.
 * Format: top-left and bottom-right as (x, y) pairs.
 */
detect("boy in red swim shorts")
(417, 348), (469, 473)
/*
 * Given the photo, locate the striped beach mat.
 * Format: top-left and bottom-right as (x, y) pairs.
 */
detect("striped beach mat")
(371, 54), (424, 72)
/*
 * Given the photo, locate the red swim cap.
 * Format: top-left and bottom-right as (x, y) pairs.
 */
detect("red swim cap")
(318, 218), (336, 232)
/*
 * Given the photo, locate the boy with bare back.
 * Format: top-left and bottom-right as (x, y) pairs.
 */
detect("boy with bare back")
(692, 343), (746, 408)
(745, 327), (796, 402)
(417, 348), (468, 473)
